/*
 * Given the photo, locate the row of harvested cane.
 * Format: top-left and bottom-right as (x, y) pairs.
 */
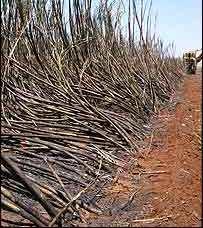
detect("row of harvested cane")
(1, 0), (183, 226)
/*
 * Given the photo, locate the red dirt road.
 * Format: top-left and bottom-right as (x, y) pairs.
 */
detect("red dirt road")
(137, 71), (202, 227)
(81, 71), (202, 227)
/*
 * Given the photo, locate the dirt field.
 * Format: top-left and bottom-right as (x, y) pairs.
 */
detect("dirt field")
(80, 71), (202, 227)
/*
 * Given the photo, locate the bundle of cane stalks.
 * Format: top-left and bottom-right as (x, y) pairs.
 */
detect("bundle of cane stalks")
(1, 0), (183, 226)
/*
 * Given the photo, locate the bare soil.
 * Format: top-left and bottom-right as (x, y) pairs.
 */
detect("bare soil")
(80, 71), (202, 227)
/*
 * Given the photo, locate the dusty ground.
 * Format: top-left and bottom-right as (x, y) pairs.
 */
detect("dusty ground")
(80, 71), (202, 227)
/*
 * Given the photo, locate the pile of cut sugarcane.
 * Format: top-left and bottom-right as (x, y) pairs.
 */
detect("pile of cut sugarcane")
(1, 0), (183, 226)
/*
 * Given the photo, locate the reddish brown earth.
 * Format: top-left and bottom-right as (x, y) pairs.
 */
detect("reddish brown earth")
(80, 71), (202, 227)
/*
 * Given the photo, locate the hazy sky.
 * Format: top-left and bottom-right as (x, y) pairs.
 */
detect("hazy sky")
(152, 0), (202, 56)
